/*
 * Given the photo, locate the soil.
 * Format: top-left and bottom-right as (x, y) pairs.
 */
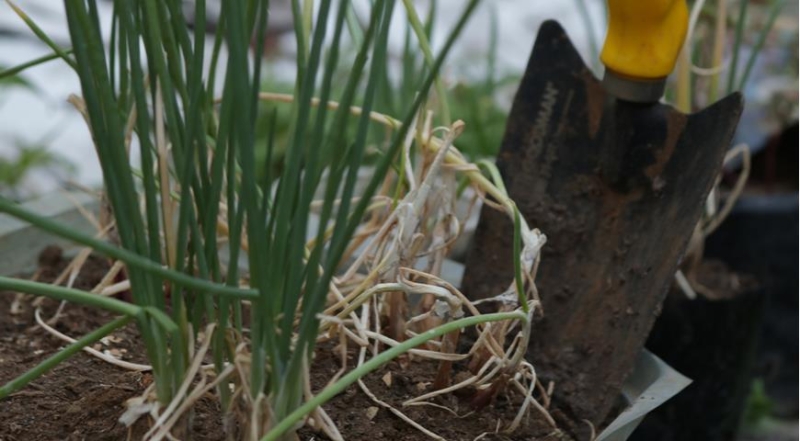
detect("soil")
(1, 247), (569, 440)
(298, 344), (568, 441)
(692, 258), (759, 300)
(0, 247), (231, 441)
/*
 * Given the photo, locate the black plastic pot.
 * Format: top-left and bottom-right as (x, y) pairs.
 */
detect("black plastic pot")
(631, 277), (766, 441)
(704, 192), (799, 418)
(704, 120), (799, 418)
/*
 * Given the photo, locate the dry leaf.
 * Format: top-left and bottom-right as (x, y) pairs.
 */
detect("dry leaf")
(366, 406), (379, 420)
(381, 372), (392, 387)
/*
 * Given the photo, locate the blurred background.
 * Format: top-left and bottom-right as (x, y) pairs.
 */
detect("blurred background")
(0, 0), (610, 199)
(0, 1), (795, 197)
(0, 1), (797, 440)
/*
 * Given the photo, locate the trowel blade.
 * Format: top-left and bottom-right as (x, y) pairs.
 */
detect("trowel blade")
(462, 20), (743, 431)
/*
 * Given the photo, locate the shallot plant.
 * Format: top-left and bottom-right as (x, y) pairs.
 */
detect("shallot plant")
(0, 0), (548, 439)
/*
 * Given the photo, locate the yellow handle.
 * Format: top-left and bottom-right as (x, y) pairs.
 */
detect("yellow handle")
(600, 0), (689, 80)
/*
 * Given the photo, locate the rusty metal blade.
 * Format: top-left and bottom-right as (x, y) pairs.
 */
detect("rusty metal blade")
(462, 20), (743, 431)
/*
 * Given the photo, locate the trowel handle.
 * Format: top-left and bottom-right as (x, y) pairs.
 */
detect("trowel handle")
(600, 0), (689, 103)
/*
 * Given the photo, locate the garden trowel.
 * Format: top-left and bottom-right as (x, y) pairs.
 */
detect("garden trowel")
(462, 0), (743, 435)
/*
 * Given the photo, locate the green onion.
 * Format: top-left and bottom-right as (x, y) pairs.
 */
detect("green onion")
(1, 0), (485, 436)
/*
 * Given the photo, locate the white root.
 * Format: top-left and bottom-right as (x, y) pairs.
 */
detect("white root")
(34, 307), (152, 372)
(24, 98), (554, 440)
